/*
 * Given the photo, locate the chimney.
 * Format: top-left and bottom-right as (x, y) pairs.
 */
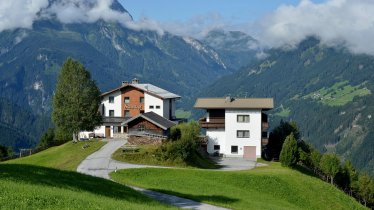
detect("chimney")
(225, 96), (234, 103)
(122, 81), (129, 86)
(132, 78), (139, 84)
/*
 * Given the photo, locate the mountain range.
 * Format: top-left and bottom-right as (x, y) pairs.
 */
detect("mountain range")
(0, 0), (257, 150)
(0, 0), (372, 176)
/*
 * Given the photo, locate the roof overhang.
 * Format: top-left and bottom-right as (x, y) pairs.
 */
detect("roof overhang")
(194, 98), (274, 110)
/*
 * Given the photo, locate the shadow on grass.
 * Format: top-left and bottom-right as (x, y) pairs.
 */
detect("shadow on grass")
(150, 188), (239, 207)
(0, 164), (159, 205)
(293, 164), (320, 179)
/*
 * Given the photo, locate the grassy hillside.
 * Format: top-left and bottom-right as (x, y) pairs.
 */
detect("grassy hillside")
(1, 140), (175, 209)
(6, 140), (105, 171)
(111, 162), (366, 210)
(0, 164), (174, 209)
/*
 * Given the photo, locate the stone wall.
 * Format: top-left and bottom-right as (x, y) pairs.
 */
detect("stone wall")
(127, 135), (163, 145)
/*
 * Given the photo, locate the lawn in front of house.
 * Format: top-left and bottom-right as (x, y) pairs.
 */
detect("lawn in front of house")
(6, 139), (106, 171)
(112, 144), (219, 169)
(111, 161), (366, 210)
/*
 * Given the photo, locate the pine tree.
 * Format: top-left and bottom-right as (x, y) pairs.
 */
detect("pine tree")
(52, 58), (102, 142)
(279, 132), (298, 167)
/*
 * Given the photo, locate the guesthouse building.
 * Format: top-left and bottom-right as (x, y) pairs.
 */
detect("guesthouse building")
(80, 78), (181, 138)
(194, 97), (274, 159)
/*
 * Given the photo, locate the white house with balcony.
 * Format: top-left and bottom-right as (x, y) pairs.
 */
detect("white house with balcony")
(194, 97), (274, 159)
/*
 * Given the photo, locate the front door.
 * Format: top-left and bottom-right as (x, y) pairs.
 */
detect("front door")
(105, 126), (111, 138)
(243, 146), (256, 160)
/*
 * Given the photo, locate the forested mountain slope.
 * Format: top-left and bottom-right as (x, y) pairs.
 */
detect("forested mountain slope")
(0, 0), (231, 150)
(199, 38), (374, 176)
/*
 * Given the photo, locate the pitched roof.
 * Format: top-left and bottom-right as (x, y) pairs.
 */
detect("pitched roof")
(194, 98), (274, 110)
(102, 117), (128, 125)
(121, 112), (176, 130)
(101, 83), (180, 99)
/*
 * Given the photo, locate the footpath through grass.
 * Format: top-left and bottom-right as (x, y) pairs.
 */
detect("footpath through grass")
(0, 164), (175, 209)
(112, 144), (219, 169)
(6, 140), (105, 171)
(111, 161), (366, 210)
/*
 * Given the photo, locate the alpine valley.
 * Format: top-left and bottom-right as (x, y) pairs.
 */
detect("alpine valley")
(198, 38), (374, 176)
(0, 0), (373, 177)
(0, 1), (258, 150)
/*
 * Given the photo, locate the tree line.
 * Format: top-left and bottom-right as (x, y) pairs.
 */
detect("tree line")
(266, 121), (374, 207)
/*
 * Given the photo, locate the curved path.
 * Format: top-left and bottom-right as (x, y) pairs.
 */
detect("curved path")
(77, 139), (229, 210)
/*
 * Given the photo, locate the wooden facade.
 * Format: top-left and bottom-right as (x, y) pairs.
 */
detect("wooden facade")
(121, 86), (144, 118)
(126, 117), (164, 135)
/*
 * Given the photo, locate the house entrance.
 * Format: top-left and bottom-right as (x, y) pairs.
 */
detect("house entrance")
(105, 126), (111, 138)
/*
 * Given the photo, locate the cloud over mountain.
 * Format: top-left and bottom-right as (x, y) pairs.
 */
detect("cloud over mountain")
(0, 0), (164, 35)
(258, 0), (374, 55)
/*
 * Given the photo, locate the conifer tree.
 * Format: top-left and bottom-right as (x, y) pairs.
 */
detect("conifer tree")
(279, 132), (298, 167)
(52, 58), (102, 141)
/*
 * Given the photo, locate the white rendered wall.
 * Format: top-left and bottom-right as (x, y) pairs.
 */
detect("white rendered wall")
(224, 109), (262, 157)
(144, 93), (164, 117)
(79, 125), (106, 138)
(206, 129), (225, 154)
(102, 91), (122, 117)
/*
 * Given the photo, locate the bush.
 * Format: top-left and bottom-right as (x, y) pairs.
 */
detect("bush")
(157, 121), (199, 164)
(279, 133), (298, 167)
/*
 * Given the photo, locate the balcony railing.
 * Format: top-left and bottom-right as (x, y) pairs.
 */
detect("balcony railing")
(262, 122), (269, 130)
(261, 138), (269, 145)
(198, 117), (225, 128)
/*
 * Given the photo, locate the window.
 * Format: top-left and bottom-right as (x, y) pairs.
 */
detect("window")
(237, 130), (250, 138)
(109, 110), (114, 117)
(118, 126), (122, 133)
(149, 105), (154, 109)
(124, 110), (130, 117)
(156, 105), (160, 109)
(138, 124), (145, 131)
(214, 145), (220, 150)
(109, 96), (114, 103)
(237, 115), (249, 123)
(231, 146), (238, 154)
(140, 97), (144, 103)
(124, 97), (130, 104)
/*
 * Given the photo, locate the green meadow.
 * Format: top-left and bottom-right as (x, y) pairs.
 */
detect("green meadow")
(111, 162), (366, 210)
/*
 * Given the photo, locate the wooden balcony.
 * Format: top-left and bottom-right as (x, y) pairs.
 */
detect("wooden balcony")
(262, 122), (269, 130)
(198, 117), (225, 128)
(261, 138), (269, 145)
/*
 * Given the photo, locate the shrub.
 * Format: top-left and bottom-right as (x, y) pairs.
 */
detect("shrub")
(279, 133), (298, 167)
(157, 121), (199, 164)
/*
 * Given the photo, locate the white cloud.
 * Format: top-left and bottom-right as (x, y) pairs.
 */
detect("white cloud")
(0, 0), (164, 35)
(257, 0), (374, 55)
(0, 0), (49, 31)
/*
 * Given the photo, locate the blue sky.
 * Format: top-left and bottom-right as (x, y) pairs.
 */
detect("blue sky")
(119, 0), (326, 23)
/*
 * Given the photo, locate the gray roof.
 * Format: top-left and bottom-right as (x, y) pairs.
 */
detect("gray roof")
(102, 117), (128, 125)
(132, 84), (180, 99)
(122, 112), (176, 130)
(101, 83), (180, 99)
(194, 98), (274, 110)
